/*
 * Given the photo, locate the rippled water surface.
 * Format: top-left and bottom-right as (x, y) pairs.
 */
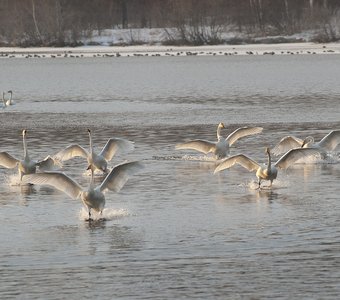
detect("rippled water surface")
(1, 54), (340, 299)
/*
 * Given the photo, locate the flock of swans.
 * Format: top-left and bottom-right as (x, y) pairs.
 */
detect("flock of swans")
(0, 124), (339, 221)
(175, 123), (340, 188)
(0, 129), (142, 221)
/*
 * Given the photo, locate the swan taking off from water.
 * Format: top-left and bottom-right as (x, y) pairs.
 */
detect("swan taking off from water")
(22, 161), (143, 221)
(54, 129), (135, 176)
(0, 129), (58, 181)
(214, 147), (320, 188)
(175, 123), (263, 159)
(272, 130), (340, 156)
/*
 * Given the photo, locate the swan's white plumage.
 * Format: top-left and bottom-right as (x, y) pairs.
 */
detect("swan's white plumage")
(100, 161), (144, 193)
(22, 161), (143, 220)
(214, 147), (320, 187)
(0, 129), (59, 180)
(176, 123), (263, 159)
(226, 126), (264, 146)
(272, 130), (340, 156)
(23, 171), (82, 199)
(54, 129), (135, 175)
(54, 144), (88, 161)
(0, 152), (19, 168)
(99, 138), (135, 161)
(2, 90), (14, 108)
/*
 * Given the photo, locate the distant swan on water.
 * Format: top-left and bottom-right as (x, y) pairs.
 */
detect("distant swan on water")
(54, 129), (135, 176)
(0, 129), (59, 181)
(2, 90), (14, 108)
(175, 123), (263, 159)
(214, 147), (320, 188)
(22, 161), (144, 221)
(272, 130), (340, 156)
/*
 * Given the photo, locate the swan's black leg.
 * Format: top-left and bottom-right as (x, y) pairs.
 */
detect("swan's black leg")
(87, 209), (93, 222)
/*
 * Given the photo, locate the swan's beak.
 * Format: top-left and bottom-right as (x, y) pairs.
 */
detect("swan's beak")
(87, 129), (91, 133)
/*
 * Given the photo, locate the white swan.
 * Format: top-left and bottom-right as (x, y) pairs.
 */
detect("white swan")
(2, 90), (13, 108)
(6, 90), (13, 106)
(22, 161), (143, 221)
(0, 129), (58, 181)
(54, 129), (135, 176)
(214, 147), (320, 188)
(272, 130), (340, 156)
(175, 123), (263, 159)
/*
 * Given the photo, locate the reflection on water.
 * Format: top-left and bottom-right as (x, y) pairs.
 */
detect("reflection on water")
(0, 55), (340, 298)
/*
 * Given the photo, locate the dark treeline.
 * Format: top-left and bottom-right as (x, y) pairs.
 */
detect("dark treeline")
(0, 0), (339, 46)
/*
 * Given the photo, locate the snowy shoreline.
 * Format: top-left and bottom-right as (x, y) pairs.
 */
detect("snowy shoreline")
(1, 42), (340, 58)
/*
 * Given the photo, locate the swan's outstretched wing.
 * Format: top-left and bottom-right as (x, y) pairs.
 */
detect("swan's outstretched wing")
(317, 130), (340, 151)
(275, 148), (321, 169)
(54, 145), (88, 161)
(271, 136), (304, 156)
(0, 152), (19, 169)
(99, 138), (135, 161)
(99, 161), (144, 193)
(226, 127), (263, 146)
(175, 140), (216, 154)
(36, 155), (62, 171)
(214, 154), (260, 174)
(22, 172), (82, 199)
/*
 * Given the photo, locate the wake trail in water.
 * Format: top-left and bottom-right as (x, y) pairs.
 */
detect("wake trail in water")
(152, 154), (223, 163)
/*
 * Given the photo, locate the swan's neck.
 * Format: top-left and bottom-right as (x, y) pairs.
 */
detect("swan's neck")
(267, 150), (272, 170)
(23, 133), (28, 159)
(88, 131), (93, 154)
(2, 92), (5, 107)
(8, 92), (12, 104)
(217, 125), (223, 139)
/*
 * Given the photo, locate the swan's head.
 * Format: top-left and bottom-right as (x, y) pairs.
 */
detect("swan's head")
(87, 129), (92, 135)
(7, 90), (12, 94)
(218, 122), (225, 129)
(301, 136), (314, 148)
(22, 129), (27, 137)
(265, 147), (271, 155)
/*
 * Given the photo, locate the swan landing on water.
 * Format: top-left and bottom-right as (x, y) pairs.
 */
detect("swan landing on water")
(272, 130), (340, 157)
(22, 161), (144, 221)
(0, 129), (59, 181)
(214, 147), (321, 188)
(175, 123), (263, 159)
(54, 129), (135, 176)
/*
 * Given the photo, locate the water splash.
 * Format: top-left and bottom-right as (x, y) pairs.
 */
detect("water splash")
(78, 207), (130, 221)
(5, 174), (21, 186)
(152, 154), (220, 163)
(242, 179), (288, 190)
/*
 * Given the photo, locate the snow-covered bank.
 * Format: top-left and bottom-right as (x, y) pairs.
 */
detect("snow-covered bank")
(1, 42), (340, 59)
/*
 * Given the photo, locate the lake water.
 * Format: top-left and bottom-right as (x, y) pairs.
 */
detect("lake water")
(1, 54), (340, 299)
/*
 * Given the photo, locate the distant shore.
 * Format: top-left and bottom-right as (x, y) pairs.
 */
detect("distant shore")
(1, 42), (340, 58)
